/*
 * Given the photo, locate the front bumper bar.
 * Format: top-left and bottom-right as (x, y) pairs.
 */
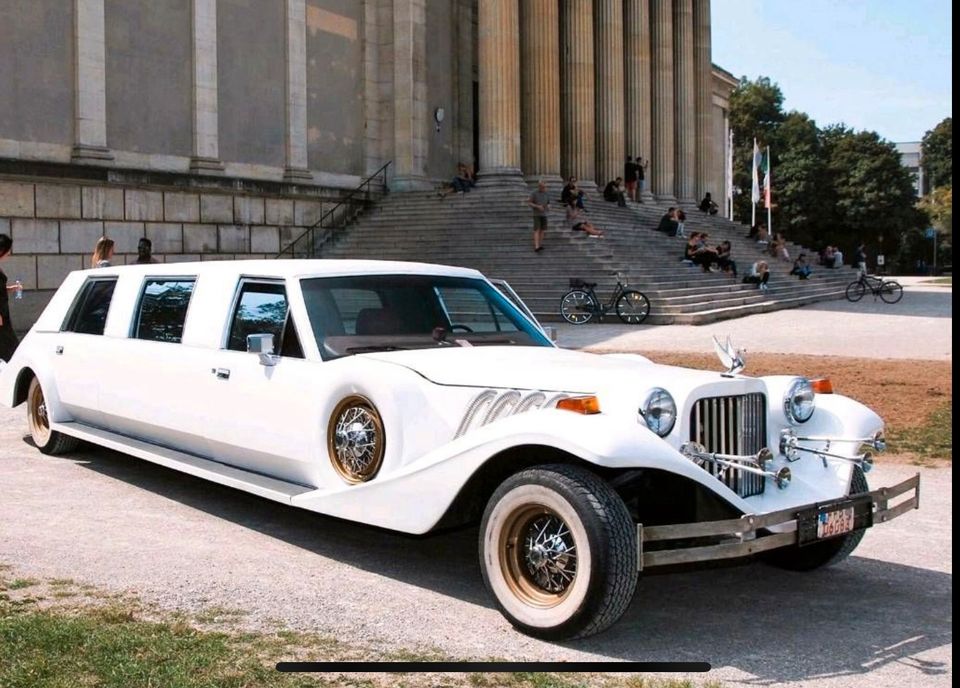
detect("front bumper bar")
(637, 473), (919, 571)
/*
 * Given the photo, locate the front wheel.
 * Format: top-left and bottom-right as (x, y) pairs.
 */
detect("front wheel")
(845, 281), (865, 302)
(879, 281), (904, 304)
(616, 290), (650, 324)
(560, 290), (597, 325)
(27, 377), (79, 455)
(479, 465), (638, 639)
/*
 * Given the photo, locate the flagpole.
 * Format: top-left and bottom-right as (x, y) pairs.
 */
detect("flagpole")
(751, 138), (757, 228)
(727, 129), (734, 220)
(766, 145), (772, 237)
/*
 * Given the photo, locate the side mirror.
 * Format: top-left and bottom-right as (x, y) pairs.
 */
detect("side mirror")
(247, 333), (279, 367)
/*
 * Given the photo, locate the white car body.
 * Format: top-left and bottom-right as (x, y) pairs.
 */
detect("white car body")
(0, 259), (919, 638)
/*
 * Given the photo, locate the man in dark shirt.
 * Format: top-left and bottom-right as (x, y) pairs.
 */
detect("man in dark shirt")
(657, 207), (678, 235)
(603, 178), (627, 207)
(624, 157), (639, 202)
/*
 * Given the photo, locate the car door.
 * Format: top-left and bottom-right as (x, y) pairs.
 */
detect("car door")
(196, 279), (321, 487)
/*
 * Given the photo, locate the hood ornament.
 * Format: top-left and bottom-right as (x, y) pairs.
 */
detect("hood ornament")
(712, 335), (746, 376)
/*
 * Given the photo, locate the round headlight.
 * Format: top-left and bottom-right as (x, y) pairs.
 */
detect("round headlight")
(641, 388), (677, 437)
(783, 378), (815, 424)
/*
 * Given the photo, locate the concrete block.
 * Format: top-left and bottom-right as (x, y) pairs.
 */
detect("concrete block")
(294, 200), (323, 226)
(102, 222), (145, 253)
(145, 223), (184, 254)
(60, 220), (106, 253)
(218, 225), (249, 253)
(124, 190), (164, 221)
(0, 218), (8, 234)
(164, 192), (201, 222)
(11, 219), (59, 253)
(163, 254), (201, 264)
(0, 181), (35, 217)
(183, 223), (218, 253)
(37, 254), (84, 290)
(35, 184), (82, 219)
(234, 196), (265, 224)
(2, 255), (38, 290)
(82, 186), (125, 219)
(278, 226), (303, 252)
(200, 194), (233, 223)
(265, 198), (295, 225)
(250, 226), (280, 254)
(201, 254), (234, 261)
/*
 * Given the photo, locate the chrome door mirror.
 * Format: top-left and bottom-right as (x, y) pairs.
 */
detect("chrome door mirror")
(247, 333), (279, 367)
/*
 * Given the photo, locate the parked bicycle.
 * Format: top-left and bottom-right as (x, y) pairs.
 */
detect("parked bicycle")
(844, 272), (904, 304)
(560, 272), (651, 325)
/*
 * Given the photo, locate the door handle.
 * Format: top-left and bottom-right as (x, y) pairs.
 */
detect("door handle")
(212, 368), (230, 380)
(55, 345), (64, 355)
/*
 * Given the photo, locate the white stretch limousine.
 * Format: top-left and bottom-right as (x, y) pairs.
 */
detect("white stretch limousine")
(0, 260), (919, 639)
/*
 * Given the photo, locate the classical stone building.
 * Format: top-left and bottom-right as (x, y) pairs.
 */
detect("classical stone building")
(1, 0), (736, 324)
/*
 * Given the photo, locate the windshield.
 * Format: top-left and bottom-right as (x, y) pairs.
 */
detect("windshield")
(300, 274), (552, 359)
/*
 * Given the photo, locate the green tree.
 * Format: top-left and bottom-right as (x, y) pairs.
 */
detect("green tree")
(769, 112), (827, 247)
(921, 117), (952, 192)
(729, 76), (784, 222)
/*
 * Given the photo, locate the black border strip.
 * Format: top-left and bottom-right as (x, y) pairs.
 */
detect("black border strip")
(277, 662), (711, 673)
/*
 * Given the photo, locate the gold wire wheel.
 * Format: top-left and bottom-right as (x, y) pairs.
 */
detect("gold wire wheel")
(499, 504), (579, 608)
(327, 396), (385, 484)
(27, 378), (51, 447)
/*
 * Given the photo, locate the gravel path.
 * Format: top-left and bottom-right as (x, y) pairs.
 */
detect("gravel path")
(0, 403), (951, 687)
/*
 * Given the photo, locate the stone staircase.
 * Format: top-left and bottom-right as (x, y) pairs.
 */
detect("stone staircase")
(315, 185), (855, 325)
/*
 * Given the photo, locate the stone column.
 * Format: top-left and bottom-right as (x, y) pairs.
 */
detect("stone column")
(520, 0), (561, 184)
(594, 0), (624, 187)
(190, 0), (224, 172)
(72, 0), (112, 161)
(560, 0), (596, 188)
(455, 0), (475, 168)
(283, 0), (312, 181)
(693, 0), (713, 200)
(673, 0), (695, 203)
(478, 0), (522, 183)
(624, 0), (653, 201)
(650, 0), (674, 201)
(393, 0), (429, 189)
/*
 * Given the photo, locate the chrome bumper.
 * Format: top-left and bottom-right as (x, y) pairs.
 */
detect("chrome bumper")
(637, 473), (920, 571)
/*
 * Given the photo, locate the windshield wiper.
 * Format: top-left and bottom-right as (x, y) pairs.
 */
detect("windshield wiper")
(345, 344), (408, 354)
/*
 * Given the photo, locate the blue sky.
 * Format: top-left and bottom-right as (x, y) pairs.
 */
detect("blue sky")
(712, 0), (952, 142)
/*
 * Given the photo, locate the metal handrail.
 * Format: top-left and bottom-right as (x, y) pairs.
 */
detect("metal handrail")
(277, 160), (392, 258)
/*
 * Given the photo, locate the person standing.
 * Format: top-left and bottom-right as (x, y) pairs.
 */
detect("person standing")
(528, 180), (550, 252)
(0, 233), (22, 362)
(91, 236), (115, 268)
(135, 237), (158, 264)
(854, 242), (867, 274)
(624, 156), (639, 202)
(636, 155), (648, 202)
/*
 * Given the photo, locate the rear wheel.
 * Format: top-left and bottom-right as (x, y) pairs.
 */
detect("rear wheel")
(845, 281), (865, 302)
(479, 464), (638, 639)
(765, 466), (869, 571)
(27, 378), (79, 455)
(560, 290), (597, 325)
(879, 280), (904, 304)
(615, 290), (650, 324)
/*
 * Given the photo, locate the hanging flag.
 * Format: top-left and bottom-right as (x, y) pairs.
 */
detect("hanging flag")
(762, 147), (772, 207)
(751, 139), (761, 204)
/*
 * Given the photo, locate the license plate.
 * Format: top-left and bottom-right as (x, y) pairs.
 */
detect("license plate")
(816, 506), (855, 540)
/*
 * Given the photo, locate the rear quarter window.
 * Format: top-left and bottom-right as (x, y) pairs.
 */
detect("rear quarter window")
(133, 278), (197, 343)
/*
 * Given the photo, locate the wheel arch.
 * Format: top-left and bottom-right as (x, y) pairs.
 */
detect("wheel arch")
(13, 366), (36, 407)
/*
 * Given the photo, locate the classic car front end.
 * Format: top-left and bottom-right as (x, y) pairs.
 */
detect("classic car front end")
(0, 259), (920, 641)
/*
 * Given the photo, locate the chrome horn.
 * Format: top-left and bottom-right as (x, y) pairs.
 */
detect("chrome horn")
(779, 429), (881, 473)
(681, 442), (791, 490)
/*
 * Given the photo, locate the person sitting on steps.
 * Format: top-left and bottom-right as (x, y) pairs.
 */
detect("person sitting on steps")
(790, 254), (812, 279)
(744, 260), (770, 291)
(603, 177), (627, 207)
(571, 220), (605, 237)
(698, 192), (719, 215)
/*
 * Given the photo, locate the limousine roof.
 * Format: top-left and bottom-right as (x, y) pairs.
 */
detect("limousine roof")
(83, 259), (484, 280)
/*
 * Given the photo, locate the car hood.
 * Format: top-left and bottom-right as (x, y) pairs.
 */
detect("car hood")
(361, 345), (734, 394)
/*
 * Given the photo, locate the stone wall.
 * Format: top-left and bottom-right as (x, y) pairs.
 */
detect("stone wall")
(0, 178), (326, 334)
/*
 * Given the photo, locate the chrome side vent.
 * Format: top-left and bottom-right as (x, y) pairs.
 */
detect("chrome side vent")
(455, 390), (565, 439)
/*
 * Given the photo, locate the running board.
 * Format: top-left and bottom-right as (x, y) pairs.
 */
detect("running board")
(52, 421), (315, 504)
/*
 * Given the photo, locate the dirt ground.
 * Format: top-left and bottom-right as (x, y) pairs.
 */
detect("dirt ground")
(594, 350), (953, 465)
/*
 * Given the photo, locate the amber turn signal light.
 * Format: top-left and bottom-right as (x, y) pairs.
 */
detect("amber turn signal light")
(556, 396), (601, 415)
(810, 378), (834, 394)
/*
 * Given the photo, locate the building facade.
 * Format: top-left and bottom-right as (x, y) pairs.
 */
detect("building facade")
(1, 0), (736, 321)
(894, 142), (923, 197)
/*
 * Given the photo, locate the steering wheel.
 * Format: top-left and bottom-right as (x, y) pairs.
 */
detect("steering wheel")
(449, 324), (474, 333)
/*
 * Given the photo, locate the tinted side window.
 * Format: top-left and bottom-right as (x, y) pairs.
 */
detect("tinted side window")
(227, 282), (288, 352)
(134, 279), (196, 343)
(63, 279), (118, 335)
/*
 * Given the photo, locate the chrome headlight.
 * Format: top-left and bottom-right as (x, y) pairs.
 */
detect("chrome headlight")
(641, 388), (677, 437)
(783, 378), (815, 424)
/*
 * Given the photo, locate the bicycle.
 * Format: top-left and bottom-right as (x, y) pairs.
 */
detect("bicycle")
(844, 272), (904, 304)
(560, 272), (651, 325)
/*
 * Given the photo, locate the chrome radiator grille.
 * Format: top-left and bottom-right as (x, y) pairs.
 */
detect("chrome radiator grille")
(689, 393), (767, 497)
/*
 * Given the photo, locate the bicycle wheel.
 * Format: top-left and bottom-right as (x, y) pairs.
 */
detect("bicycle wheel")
(879, 280), (904, 304)
(615, 290), (650, 324)
(845, 281), (865, 302)
(561, 290), (597, 325)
